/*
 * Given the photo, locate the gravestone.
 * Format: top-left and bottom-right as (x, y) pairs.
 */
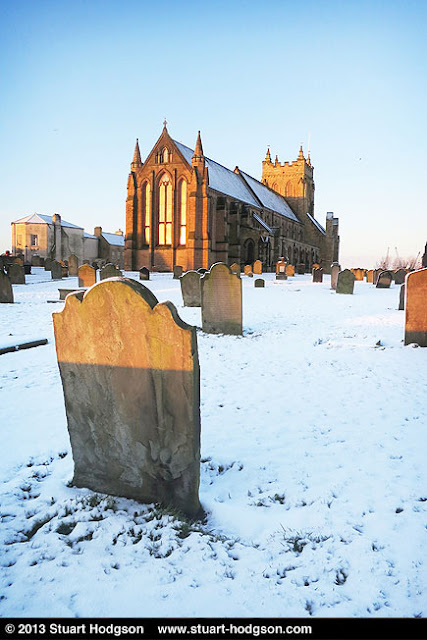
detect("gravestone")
(297, 263), (305, 275)
(398, 284), (405, 311)
(286, 265), (295, 277)
(0, 269), (14, 303)
(44, 257), (53, 271)
(276, 258), (287, 280)
(180, 271), (202, 307)
(68, 254), (79, 277)
(404, 268), (427, 346)
(24, 263), (31, 275)
(336, 269), (355, 294)
(376, 271), (392, 288)
(373, 269), (383, 285)
(254, 278), (265, 288)
(393, 269), (407, 285)
(201, 263), (242, 335)
(366, 270), (374, 283)
(139, 266), (150, 281)
(173, 265), (183, 279)
(244, 264), (253, 276)
(53, 278), (201, 516)
(352, 268), (364, 281)
(78, 264), (97, 288)
(8, 263), (26, 284)
(100, 263), (122, 280)
(51, 260), (63, 280)
(230, 263), (241, 274)
(330, 262), (341, 290)
(312, 268), (323, 283)
(31, 255), (41, 267)
(253, 260), (262, 275)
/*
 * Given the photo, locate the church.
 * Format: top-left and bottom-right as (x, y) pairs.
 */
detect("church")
(124, 123), (339, 273)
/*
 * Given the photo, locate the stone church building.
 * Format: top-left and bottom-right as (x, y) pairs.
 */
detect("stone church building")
(125, 123), (339, 273)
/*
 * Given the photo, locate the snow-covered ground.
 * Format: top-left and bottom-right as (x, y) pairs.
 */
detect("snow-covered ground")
(0, 268), (426, 618)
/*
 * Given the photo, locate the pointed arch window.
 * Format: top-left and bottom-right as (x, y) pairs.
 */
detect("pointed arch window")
(143, 182), (151, 245)
(179, 179), (187, 245)
(158, 174), (173, 245)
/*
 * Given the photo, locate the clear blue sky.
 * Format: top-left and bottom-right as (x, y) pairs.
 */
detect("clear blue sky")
(1, 0), (426, 267)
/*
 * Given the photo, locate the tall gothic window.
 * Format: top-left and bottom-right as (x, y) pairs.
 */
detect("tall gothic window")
(143, 182), (151, 245)
(179, 179), (187, 245)
(158, 174), (173, 245)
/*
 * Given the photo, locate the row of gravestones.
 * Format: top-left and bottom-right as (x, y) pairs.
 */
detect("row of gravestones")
(51, 264), (427, 518)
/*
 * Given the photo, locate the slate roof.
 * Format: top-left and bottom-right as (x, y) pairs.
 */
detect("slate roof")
(13, 213), (83, 230)
(306, 213), (326, 235)
(173, 140), (300, 223)
(102, 232), (125, 247)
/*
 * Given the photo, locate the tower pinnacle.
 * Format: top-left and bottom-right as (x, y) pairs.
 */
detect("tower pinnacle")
(131, 139), (142, 170)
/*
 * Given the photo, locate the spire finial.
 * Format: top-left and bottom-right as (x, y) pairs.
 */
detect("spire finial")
(163, 118), (168, 130)
(193, 130), (204, 158)
(298, 145), (304, 160)
(265, 147), (272, 163)
(131, 138), (142, 169)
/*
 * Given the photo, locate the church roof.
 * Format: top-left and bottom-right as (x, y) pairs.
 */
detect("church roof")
(13, 213), (83, 230)
(102, 232), (125, 247)
(173, 139), (300, 222)
(306, 212), (326, 235)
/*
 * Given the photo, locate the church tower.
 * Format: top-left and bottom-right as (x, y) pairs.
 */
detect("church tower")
(262, 146), (314, 220)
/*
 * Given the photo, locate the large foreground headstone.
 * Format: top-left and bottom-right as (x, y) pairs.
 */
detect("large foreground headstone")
(180, 271), (202, 307)
(100, 263), (122, 280)
(336, 269), (355, 294)
(201, 263), (242, 335)
(0, 269), (13, 303)
(8, 263), (25, 284)
(53, 278), (201, 516)
(78, 264), (96, 288)
(404, 269), (427, 346)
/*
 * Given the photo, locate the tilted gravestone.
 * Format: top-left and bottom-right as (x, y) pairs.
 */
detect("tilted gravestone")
(393, 269), (407, 285)
(173, 265), (183, 279)
(404, 268), (427, 346)
(180, 271), (202, 307)
(53, 278), (201, 516)
(0, 269), (14, 303)
(230, 263), (240, 274)
(376, 270), (392, 289)
(68, 254), (79, 277)
(8, 263), (25, 284)
(78, 264), (96, 288)
(330, 262), (341, 290)
(254, 278), (265, 288)
(336, 269), (355, 294)
(51, 260), (63, 280)
(253, 260), (262, 275)
(100, 263), (122, 280)
(398, 284), (405, 311)
(139, 266), (150, 281)
(201, 263), (242, 335)
(312, 268), (323, 283)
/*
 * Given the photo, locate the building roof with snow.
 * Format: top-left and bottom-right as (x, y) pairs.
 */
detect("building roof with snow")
(13, 213), (83, 230)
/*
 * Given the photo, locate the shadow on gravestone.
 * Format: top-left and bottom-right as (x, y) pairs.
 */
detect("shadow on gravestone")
(404, 268), (427, 346)
(0, 269), (14, 303)
(201, 263), (242, 335)
(52, 278), (201, 517)
(336, 269), (355, 294)
(180, 271), (201, 307)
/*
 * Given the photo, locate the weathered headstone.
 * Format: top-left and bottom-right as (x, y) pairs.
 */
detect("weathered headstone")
(180, 271), (202, 307)
(312, 268), (323, 283)
(68, 254), (79, 277)
(330, 262), (341, 290)
(31, 255), (41, 267)
(51, 260), (63, 280)
(398, 283), (405, 311)
(139, 266), (150, 281)
(253, 260), (262, 275)
(286, 265), (295, 277)
(78, 264), (96, 288)
(244, 264), (253, 276)
(373, 269), (383, 285)
(366, 270), (374, 283)
(254, 278), (265, 288)
(404, 268), (427, 346)
(393, 269), (407, 285)
(312, 263), (320, 270)
(276, 258), (287, 280)
(100, 263), (122, 280)
(297, 263), (305, 275)
(24, 263), (31, 275)
(53, 278), (201, 516)
(336, 269), (355, 294)
(8, 263), (26, 284)
(44, 257), (53, 271)
(201, 263), (242, 335)
(376, 270), (392, 289)
(0, 269), (14, 303)
(230, 263), (241, 274)
(173, 265), (183, 279)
